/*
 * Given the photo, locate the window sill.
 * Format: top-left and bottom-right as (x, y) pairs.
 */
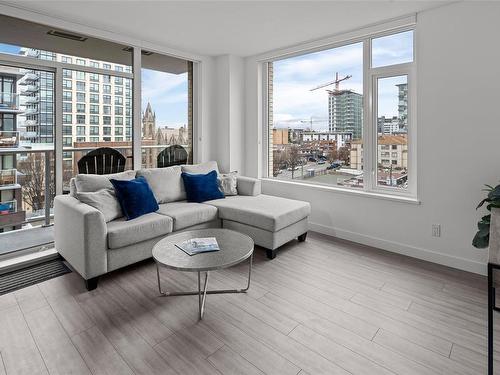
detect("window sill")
(260, 178), (420, 205)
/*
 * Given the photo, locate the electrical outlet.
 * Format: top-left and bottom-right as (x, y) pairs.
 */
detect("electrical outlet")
(432, 224), (441, 237)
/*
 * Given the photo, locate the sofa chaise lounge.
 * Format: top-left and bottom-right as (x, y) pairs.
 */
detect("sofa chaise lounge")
(54, 161), (310, 290)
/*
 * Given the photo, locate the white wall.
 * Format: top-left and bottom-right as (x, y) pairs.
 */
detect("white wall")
(211, 55), (245, 173)
(243, 2), (500, 275)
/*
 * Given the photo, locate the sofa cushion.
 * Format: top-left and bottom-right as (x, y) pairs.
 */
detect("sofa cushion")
(107, 212), (173, 249)
(77, 188), (122, 222)
(110, 176), (159, 220)
(75, 170), (136, 193)
(157, 201), (218, 231)
(205, 194), (311, 232)
(182, 161), (219, 175)
(136, 166), (186, 203)
(181, 170), (225, 203)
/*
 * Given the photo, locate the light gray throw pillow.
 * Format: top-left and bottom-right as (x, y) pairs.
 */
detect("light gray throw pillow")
(75, 170), (136, 192)
(136, 166), (186, 203)
(181, 161), (219, 175)
(218, 172), (238, 196)
(77, 189), (122, 222)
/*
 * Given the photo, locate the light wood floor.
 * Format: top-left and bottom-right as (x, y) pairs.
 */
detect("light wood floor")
(0, 232), (496, 375)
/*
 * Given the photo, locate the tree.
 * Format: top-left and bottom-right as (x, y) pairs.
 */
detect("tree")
(338, 146), (350, 166)
(287, 145), (301, 179)
(327, 147), (338, 163)
(272, 149), (286, 177)
(17, 153), (55, 213)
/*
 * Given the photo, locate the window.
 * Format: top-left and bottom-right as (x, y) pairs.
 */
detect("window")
(76, 115), (86, 124)
(90, 126), (99, 135)
(103, 75), (111, 84)
(115, 106), (123, 115)
(63, 79), (72, 89)
(103, 105), (111, 115)
(63, 69), (72, 78)
(115, 86), (123, 95)
(76, 71), (86, 80)
(115, 96), (123, 105)
(63, 137), (72, 146)
(63, 126), (72, 135)
(115, 65), (123, 72)
(63, 102), (72, 112)
(76, 126), (86, 136)
(63, 114), (72, 124)
(115, 127), (123, 135)
(115, 77), (123, 85)
(76, 137), (86, 142)
(90, 105), (99, 114)
(103, 63), (111, 70)
(103, 116), (111, 125)
(76, 92), (85, 102)
(103, 95), (111, 104)
(63, 91), (73, 102)
(90, 94), (99, 103)
(76, 59), (85, 66)
(76, 103), (85, 113)
(76, 81), (85, 91)
(115, 117), (123, 125)
(103, 85), (111, 94)
(90, 115), (99, 125)
(90, 61), (99, 68)
(103, 126), (111, 135)
(265, 27), (415, 197)
(90, 136), (99, 142)
(90, 83), (99, 93)
(90, 73), (99, 82)
(61, 56), (72, 63)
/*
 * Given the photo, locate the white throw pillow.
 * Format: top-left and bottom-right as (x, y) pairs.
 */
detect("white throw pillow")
(75, 170), (136, 192)
(218, 172), (238, 196)
(77, 188), (122, 222)
(136, 166), (186, 203)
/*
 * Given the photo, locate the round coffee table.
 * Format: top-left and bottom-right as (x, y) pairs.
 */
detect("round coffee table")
(152, 228), (254, 319)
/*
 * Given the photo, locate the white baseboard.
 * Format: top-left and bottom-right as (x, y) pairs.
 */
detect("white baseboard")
(309, 222), (486, 276)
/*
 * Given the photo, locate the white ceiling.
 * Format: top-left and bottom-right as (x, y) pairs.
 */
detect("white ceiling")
(3, 1), (451, 57)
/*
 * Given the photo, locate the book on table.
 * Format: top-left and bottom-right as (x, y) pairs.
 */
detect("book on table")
(175, 237), (220, 256)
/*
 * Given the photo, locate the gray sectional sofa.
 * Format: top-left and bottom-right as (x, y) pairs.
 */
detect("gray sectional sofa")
(54, 161), (310, 290)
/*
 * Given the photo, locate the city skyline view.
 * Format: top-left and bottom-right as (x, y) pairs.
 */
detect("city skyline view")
(272, 30), (413, 130)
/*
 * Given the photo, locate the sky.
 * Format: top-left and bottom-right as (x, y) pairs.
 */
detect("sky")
(141, 69), (188, 129)
(273, 30), (413, 131)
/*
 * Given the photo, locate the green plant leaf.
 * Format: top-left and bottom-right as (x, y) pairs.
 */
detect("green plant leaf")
(473, 231), (489, 248)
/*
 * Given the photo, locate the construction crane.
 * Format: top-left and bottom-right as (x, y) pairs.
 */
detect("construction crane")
(310, 72), (352, 93)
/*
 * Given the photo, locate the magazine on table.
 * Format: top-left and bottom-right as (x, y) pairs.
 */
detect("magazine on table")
(175, 237), (220, 256)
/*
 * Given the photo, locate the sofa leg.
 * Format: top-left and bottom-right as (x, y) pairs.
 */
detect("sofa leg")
(85, 277), (99, 291)
(298, 232), (308, 242)
(266, 249), (276, 260)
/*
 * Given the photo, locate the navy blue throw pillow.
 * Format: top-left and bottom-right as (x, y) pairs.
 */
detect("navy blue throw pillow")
(181, 170), (225, 203)
(110, 176), (159, 220)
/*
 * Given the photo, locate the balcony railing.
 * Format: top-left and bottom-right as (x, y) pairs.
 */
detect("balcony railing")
(0, 146), (53, 230)
(0, 131), (19, 148)
(0, 168), (17, 186)
(0, 92), (21, 111)
(21, 85), (39, 94)
(18, 73), (39, 84)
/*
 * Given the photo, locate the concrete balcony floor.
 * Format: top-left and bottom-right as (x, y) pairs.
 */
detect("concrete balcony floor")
(0, 225), (54, 257)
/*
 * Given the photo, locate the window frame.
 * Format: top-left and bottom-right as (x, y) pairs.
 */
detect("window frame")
(262, 21), (417, 200)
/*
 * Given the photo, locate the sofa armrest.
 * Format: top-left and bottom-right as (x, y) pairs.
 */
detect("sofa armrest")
(54, 195), (107, 279)
(237, 176), (261, 196)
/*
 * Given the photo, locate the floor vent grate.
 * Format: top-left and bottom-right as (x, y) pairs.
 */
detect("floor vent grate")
(0, 259), (71, 295)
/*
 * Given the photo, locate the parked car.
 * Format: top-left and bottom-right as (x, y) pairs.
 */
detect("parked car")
(287, 166), (300, 171)
(317, 160), (326, 165)
(327, 162), (341, 170)
(308, 157), (317, 162)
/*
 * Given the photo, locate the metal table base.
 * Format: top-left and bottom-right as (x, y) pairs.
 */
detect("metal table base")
(156, 254), (253, 319)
